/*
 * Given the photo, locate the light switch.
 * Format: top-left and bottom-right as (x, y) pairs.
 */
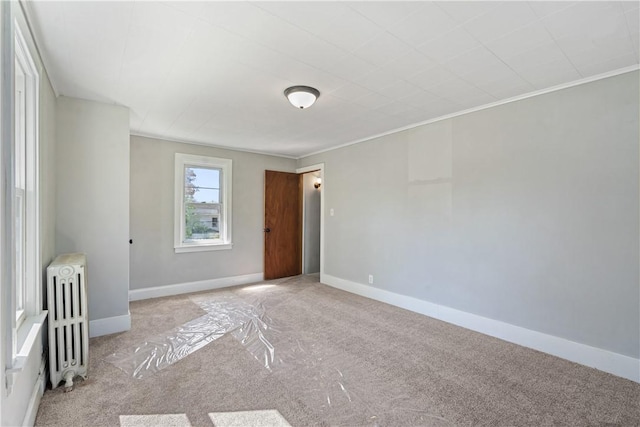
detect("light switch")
(330, 208), (334, 216)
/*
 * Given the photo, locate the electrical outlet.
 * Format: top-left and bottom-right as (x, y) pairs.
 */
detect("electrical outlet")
(330, 208), (334, 216)
(368, 275), (373, 284)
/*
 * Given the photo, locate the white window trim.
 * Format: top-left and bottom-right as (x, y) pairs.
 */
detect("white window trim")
(4, 18), (43, 391)
(13, 20), (40, 330)
(174, 153), (232, 253)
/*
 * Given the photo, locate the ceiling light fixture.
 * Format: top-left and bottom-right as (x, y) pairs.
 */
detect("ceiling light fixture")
(284, 85), (320, 109)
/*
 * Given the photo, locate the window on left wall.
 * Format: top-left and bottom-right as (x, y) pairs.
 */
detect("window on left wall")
(12, 24), (40, 334)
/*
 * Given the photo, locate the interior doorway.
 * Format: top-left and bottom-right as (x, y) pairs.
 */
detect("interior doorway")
(263, 170), (302, 280)
(263, 164), (324, 281)
(296, 164), (324, 278)
(301, 170), (321, 274)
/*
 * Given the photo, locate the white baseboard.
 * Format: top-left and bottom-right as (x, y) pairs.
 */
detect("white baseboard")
(128, 273), (264, 302)
(22, 357), (46, 427)
(322, 274), (640, 383)
(89, 312), (131, 338)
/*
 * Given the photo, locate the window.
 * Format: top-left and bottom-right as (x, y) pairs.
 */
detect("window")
(174, 154), (232, 252)
(12, 25), (39, 331)
(15, 56), (26, 326)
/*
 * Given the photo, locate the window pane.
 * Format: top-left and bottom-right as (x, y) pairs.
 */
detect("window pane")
(15, 58), (27, 319)
(190, 167), (219, 186)
(184, 202), (221, 241)
(184, 165), (223, 242)
(15, 190), (25, 313)
(185, 167), (220, 201)
(15, 59), (26, 188)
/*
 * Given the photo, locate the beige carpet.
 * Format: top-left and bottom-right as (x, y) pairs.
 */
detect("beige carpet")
(35, 275), (640, 426)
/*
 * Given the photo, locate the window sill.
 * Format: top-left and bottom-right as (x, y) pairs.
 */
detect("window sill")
(175, 243), (233, 253)
(6, 311), (47, 391)
(16, 311), (47, 358)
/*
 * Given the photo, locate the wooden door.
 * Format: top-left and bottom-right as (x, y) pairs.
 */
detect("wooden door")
(264, 170), (302, 280)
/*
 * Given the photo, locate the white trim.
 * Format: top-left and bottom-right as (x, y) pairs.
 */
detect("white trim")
(89, 313), (131, 338)
(296, 164), (324, 279)
(5, 17), (41, 377)
(2, 1), (14, 400)
(174, 153), (232, 253)
(14, 19), (40, 321)
(129, 273), (264, 301)
(131, 131), (298, 160)
(322, 274), (640, 383)
(21, 356), (46, 427)
(174, 243), (232, 253)
(15, 311), (45, 358)
(5, 311), (46, 393)
(301, 65), (640, 159)
(301, 187), (305, 274)
(295, 164), (323, 174)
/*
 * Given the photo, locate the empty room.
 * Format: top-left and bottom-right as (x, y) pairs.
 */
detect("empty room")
(1, 1), (639, 426)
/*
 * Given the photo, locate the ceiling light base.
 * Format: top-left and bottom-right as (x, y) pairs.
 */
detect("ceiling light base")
(284, 85), (320, 109)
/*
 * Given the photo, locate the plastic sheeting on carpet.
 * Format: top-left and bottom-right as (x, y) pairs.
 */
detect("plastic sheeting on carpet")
(106, 282), (453, 426)
(105, 295), (259, 378)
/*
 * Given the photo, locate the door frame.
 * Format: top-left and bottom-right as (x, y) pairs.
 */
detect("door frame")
(296, 163), (324, 281)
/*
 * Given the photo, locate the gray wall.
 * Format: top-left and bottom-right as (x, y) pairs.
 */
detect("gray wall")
(129, 135), (296, 289)
(300, 71), (639, 358)
(303, 171), (321, 274)
(55, 96), (130, 323)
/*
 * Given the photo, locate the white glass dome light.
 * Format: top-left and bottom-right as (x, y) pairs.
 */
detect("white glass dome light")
(284, 86), (320, 109)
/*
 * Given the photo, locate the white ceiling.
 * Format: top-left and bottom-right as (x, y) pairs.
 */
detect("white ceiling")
(26, 1), (640, 158)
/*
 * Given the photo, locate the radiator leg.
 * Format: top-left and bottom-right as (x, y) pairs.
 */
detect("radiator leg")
(63, 370), (75, 391)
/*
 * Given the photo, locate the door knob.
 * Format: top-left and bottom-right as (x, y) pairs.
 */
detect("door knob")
(264, 228), (271, 233)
